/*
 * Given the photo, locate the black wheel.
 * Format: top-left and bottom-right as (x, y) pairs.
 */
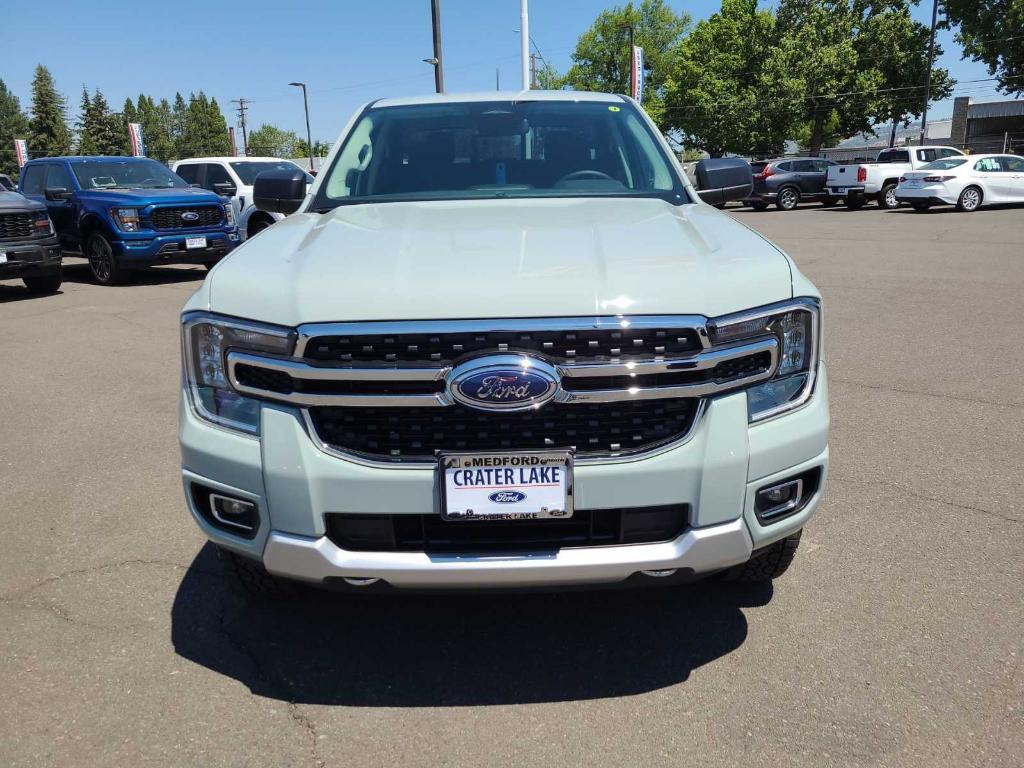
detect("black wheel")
(218, 547), (297, 599)
(23, 272), (62, 294)
(912, 201), (931, 212)
(845, 197), (866, 210)
(956, 185), (982, 212)
(724, 530), (802, 582)
(86, 231), (126, 286)
(877, 182), (900, 209)
(820, 196), (839, 207)
(203, 257), (223, 271)
(247, 216), (273, 238)
(775, 186), (800, 211)
(751, 201), (769, 211)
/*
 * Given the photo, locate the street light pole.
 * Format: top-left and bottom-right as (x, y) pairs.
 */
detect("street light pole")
(919, 0), (939, 145)
(289, 82), (314, 172)
(520, 0), (530, 90)
(431, 0), (444, 93)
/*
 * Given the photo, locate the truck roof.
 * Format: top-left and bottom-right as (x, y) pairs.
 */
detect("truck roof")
(372, 90), (627, 108)
(175, 156), (295, 164)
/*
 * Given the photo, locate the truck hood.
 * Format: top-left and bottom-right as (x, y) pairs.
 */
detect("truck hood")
(0, 190), (45, 212)
(77, 187), (224, 206)
(204, 197), (794, 325)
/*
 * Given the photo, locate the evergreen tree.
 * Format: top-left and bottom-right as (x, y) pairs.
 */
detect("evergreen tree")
(76, 86), (98, 155)
(205, 97), (232, 156)
(171, 92), (189, 158)
(89, 89), (122, 155)
(0, 78), (30, 178)
(180, 92), (231, 157)
(120, 97), (138, 155)
(28, 65), (71, 157)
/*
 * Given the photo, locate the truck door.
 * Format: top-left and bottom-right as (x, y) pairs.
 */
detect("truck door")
(43, 163), (77, 248)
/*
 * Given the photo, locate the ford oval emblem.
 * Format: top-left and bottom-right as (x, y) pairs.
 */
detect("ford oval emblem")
(181, 211), (200, 222)
(489, 491), (527, 504)
(448, 356), (559, 412)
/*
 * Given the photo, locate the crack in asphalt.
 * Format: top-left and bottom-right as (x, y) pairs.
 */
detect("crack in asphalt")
(0, 558), (193, 603)
(216, 592), (325, 768)
(830, 377), (1024, 410)
(830, 474), (1022, 526)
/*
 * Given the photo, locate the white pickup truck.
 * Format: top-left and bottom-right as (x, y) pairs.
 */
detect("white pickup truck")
(826, 146), (965, 209)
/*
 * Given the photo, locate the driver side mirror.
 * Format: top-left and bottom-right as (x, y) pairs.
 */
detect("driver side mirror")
(212, 181), (237, 197)
(253, 169), (307, 215)
(45, 186), (72, 201)
(693, 158), (753, 206)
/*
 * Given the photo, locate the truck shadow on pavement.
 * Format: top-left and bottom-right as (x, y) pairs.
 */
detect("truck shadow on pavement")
(61, 260), (208, 286)
(171, 544), (770, 706)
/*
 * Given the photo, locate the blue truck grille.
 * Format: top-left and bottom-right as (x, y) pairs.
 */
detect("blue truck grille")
(149, 205), (223, 230)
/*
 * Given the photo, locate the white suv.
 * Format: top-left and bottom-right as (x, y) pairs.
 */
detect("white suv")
(179, 92), (829, 595)
(172, 157), (313, 240)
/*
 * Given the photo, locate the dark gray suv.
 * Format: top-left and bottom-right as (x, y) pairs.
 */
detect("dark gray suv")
(0, 189), (63, 293)
(745, 157), (838, 211)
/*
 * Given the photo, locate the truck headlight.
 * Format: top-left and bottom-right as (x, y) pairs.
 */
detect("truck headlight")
(112, 207), (141, 232)
(223, 203), (235, 227)
(710, 299), (820, 422)
(31, 210), (54, 236)
(182, 313), (294, 434)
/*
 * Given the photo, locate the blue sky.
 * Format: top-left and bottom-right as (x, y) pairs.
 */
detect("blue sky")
(3, 0), (997, 147)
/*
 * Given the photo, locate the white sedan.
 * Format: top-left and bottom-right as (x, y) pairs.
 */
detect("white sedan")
(896, 153), (1024, 212)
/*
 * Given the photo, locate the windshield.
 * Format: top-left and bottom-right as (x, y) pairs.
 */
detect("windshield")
(314, 99), (687, 208)
(920, 157), (967, 171)
(71, 159), (186, 190)
(230, 160), (314, 185)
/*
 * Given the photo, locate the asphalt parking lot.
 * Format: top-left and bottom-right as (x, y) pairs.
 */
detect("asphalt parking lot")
(1, 203), (1022, 767)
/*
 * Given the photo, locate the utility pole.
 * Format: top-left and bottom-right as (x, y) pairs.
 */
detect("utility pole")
(430, 0), (444, 93)
(496, 68), (500, 90)
(520, 0), (530, 90)
(232, 98), (250, 156)
(919, 0), (939, 145)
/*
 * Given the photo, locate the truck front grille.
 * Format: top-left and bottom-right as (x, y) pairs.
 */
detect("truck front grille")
(0, 212), (34, 240)
(308, 398), (698, 460)
(149, 205), (223, 229)
(324, 504), (690, 552)
(303, 326), (704, 365)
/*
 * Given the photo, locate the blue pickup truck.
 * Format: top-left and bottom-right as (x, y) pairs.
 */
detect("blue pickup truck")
(19, 156), (238, 285)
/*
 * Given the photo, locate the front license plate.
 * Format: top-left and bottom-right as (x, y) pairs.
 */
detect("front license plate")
(0, 251), (6, 264)
(439, 451), (573, 521)
(185, 236), (207, 250)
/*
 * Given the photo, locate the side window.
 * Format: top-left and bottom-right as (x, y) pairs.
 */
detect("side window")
(776, 162), (792, 173)
(204, 163), (234, 191)
(46, 163), (72, 191)
(813, 160), (831, 173)
(176, 163), (199, 184)
(999, 156), (1024, 172)
(974, 158), (1000, 172)
(20, 165), (45, 195)
(916, 149), (937, 163)
(937, 148), (961, 159)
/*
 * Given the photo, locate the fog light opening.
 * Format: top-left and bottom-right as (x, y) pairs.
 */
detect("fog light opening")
(343, 577), (381, 587)
(209, 493), (258, 532)
(755, 478), (803, 521)
(641, 569), (678, 578)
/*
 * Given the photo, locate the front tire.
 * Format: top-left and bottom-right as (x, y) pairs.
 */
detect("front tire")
(23, 272), (62, 294)
(247, 215), (273, 238)
(776, 186), (800, 211)
(956, 185), (982, 212)
(724, 530), (802, 582)
(86, 232), (126, 286)
(877, 183), (900, 209)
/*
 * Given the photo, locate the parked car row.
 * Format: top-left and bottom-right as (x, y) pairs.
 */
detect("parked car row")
(739, 146), (1024, 214)
(1, 154), (313, 293)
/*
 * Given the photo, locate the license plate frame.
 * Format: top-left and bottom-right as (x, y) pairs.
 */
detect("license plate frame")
(437, 450), (574, 521)
(185, 236), (207, 250)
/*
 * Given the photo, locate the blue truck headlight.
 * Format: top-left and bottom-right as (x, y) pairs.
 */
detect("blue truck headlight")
(710, 299), (820, 422)
(112, 207), (141, 232)
(182, 313), (294, 434)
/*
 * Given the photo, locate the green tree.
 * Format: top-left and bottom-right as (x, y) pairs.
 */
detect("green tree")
(75, 87), (98, 155)
(941, 0), (1024, 95)
(562, 0), (690, 129)
(135, 94), (175, 162)
(171, 92), (189, 157)
(768, 0), (954, 155)
(664, 0), (802, 156)
(28, 65), (71, 157)
(89, 90), (123, 155)
(247, 124), (300, 157)
(0, 79), (30, 178)
(179, 92), (231, 157)
(294, 138), (331, 158)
